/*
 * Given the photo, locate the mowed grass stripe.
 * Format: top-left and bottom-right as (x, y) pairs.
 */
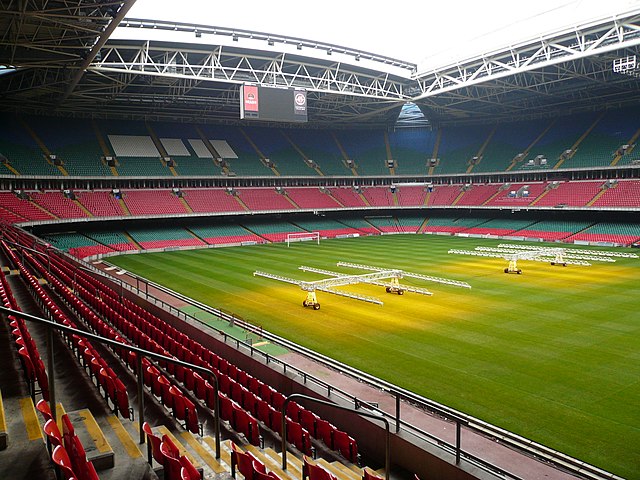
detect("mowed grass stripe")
(109, 235), (640, 478)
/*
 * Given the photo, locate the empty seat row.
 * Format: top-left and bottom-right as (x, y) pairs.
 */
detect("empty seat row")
(143, 422), (201, 480)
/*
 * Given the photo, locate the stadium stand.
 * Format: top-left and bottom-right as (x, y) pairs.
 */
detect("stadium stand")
(28, 191), (89, 219)
(26, 116), (111, 177)
(423, 217), (486, 234)
(285, 187), (342, 210)
(243, 220), (306, 243)
(517, 220), (594, 241)
(187, 224), (264, 245)
(484, 183), (547, 206)
(83, 231), (137, 252)
(126, 227), (205, 249)
(76, 190), (125, 217)
(454, 184), (500, 207)
(284, 129), (351, 175)
(395, 185), (427, 207)
(426, 185), (462, 206)
(532, 181), (603, 208)
(181, 188), (245, 213)
(333, 130), (388, 176)
(388, 128), (436, 176)
(434, 125), (495, 175)
(327, 188), (367, 208)
(361, 187), (394, 207)
(591, 180), (640, 208)
(236, 188), (297, 211)
(121, 190), (190, 216)
(289, 218), (361, 238)
(565, 222), (640, 246)
(0, 191), (57, 222)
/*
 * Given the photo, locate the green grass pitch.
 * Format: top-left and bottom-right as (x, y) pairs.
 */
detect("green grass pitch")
(108, 235), (640, 478)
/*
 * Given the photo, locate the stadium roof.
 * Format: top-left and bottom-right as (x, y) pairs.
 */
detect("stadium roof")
(1, 1), (640, 128)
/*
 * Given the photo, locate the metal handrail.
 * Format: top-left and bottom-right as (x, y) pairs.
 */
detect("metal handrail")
(0, 305), (222, 458)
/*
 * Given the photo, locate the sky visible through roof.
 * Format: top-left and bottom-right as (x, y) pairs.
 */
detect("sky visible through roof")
(125, 0), (640, 70)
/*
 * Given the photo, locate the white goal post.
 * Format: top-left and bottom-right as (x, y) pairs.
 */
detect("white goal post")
(286, 231), (320, 247)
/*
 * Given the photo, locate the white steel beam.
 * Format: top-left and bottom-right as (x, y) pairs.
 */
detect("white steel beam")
(413, 9), (640, 101)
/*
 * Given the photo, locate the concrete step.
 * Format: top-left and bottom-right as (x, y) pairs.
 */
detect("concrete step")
(0, 395), (55, 480)
(66, 408), (115, 470)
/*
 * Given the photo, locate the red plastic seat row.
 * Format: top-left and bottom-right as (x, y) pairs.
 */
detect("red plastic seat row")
(302, 456), (337, 480)
(25, 234), (358, 462)
(143, 423), (201, 480)
(48, 414), (100, 480)
(230, 441), (280, 480)
(18, 251), (132, 420)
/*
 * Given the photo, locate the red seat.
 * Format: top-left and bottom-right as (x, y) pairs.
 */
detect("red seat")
(270, 391), (286, 411)
(333, 429), (358, 463)
(232, 403), (260, 446)
(363, 468), (384, 480)
(180, 455), (201, 480)
(219, 393), (234, 422)
(316, 419), (336, 448)
(170, 385), (186, 420)
(286, 401), (302, 422)
(143, 422), (163, 465)
(193, 372), (207, 401)
(302, 456), (337, 480)
(43, 419), (63, 452)
(299, 409), (319, 437)
(52, 445), (76, 480)
(286, 418), (312, 455)
(113, 377), (131, 420)
(36, 399), (53, 423)
(160, 441), (182, 480)
(230, 441), (266, 480)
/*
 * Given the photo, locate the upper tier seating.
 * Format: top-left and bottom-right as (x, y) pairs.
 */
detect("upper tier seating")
(455, 184), (501, 206)
(29, 191), (89, 219)
(533, 181), (602, 207)
(434, 124), (495, 175)
(333, 130), (388, 176)
(236, 188), (295, 211)
(27, 116), (111, 176)
(0, 192), (56, 221)
(182, 189), (244, 213)
(327, 188), (367, 208)
(247, 128), (318, 176)
(426, 185), (461, 206)
(76, 190), (125, 217)
(0, 108), (638, 177)
(396, 185), (427, 206)
(285, 188), (342, 209)
(484, 183), (547, 206)
(361, 187), (394, 207)
(388, 128), (436, 176)
(591, 180), (640, 208)
(474, 119), (552, 173)
(122, 190), (190, 216)
(284, 129), (351, 175)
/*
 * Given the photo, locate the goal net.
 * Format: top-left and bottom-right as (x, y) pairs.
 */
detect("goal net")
(286, 231), (320, 247)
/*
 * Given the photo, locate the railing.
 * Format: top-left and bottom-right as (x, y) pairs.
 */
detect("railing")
(84, 261), (622, 480)
(0, 305), (222, 458)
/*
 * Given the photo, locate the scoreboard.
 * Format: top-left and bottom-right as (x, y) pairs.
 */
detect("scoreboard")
(240, 84), (307, 123)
